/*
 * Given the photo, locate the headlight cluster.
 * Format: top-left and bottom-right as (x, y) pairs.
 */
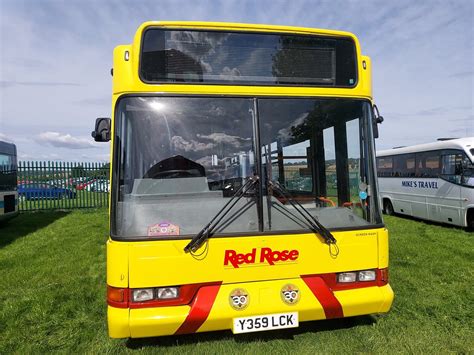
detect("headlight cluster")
(132, 287), (179, 302)
(337, 269), (376, 283)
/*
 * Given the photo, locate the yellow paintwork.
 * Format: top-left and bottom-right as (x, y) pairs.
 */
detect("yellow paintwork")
(112, 21), (372, 100)
(106, 21), (393, 339)
(108, 280), (393, 338)
(125, 230), (379, 288)
(378, 228), (390, 268)
(107, 240), (129, 288)
(336, 284), (394, 317)
(108, 306), (130, 338)
(129, 306), (189, 338)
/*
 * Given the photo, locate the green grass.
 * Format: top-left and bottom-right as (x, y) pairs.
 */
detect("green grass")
(0, 211), (472, 353)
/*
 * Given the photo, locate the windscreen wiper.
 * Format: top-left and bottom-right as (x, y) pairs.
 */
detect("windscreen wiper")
(268, 180), (337, 245)
(184, 176), (259, 253)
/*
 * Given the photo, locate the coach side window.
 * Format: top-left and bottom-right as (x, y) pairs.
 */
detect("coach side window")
(377, 157), (393, 177)
(415, 152), (440, 178)
(393, 154), (415, 177)
(441, 153), (462, 184)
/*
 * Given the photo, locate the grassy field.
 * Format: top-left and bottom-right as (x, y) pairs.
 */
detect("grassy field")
(0, 210), (472, 353)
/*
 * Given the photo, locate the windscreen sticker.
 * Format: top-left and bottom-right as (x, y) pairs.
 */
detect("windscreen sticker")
(148, 222), (180, 236)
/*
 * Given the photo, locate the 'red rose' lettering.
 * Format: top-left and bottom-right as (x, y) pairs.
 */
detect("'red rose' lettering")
(224, 250), (238, 267)
(260, 247), (274, 265)
(288, 250), (299, 260)
(245, 249), (256, 263)
(224, 247), (299, 268)
(260, 247), (299, 265)
(224, 248), (256, 268)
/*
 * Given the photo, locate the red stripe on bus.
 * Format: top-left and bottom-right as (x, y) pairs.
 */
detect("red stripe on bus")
(301, 275), (344, 319)
(174, 283), (221, 335)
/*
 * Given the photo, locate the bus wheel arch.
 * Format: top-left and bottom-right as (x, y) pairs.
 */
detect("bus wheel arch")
(383, 198), (395, 216)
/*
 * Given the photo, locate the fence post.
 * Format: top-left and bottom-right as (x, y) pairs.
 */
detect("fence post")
(66, 161), (70, 210)
(26, 161), (30, 211)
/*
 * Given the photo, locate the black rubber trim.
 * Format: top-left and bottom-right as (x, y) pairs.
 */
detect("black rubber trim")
(138, 26), (359, 89)
(110, 94), (378, 241)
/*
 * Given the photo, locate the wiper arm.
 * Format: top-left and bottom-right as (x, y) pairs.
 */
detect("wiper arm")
(268, 180), (337, 245)
(184, 175), (259, 253)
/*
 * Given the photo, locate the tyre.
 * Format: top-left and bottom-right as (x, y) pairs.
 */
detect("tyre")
(383, 199), (395, 216)
(467, 210), (474, 232)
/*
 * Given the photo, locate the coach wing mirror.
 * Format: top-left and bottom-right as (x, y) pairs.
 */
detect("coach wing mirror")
(372, 105), (384, 139)
(91, 117), (111, 142)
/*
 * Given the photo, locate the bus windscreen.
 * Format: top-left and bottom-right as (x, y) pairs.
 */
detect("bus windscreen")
(140, 29), (357, 87)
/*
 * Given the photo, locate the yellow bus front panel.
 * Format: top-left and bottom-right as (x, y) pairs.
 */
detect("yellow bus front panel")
(107, 228), (393, 338)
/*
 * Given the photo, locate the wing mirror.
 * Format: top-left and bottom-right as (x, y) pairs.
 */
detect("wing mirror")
(91, 117), (111, 142)
(372, 105), (384, 139)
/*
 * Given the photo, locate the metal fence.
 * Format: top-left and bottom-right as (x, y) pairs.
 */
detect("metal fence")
(18, 161), (109, 211)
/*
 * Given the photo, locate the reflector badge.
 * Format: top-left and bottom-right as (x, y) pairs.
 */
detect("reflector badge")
(281, 284), (300, 305)
(229, 288), (249, 310)
(147, 222), (180, 236)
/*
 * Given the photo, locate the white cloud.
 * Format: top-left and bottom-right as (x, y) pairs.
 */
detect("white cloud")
(277, 113), (308, 141)
(171, 135), (215, 152)
(197, 133), (252, 147)
(36, 132), (98, 150)
(0, 133), (14, 143)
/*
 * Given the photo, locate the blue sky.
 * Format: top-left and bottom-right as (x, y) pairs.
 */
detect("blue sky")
(0, 0), (472, 162)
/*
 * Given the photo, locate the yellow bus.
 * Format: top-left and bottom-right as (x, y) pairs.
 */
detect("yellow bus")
(92, 21), (393, 338)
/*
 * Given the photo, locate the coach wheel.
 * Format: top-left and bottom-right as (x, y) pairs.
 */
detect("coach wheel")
(383, 199), (394, 216)
(467, 210), (474, 232)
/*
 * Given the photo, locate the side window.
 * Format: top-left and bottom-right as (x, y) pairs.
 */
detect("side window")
(377, 157), (393, 177)
(393, 154), (415, 177)
(441, 153), (462, 183)
(406, 155), (416, 176)
(416, 152), (440, 178)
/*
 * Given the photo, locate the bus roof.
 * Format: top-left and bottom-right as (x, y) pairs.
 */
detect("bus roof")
(112, 21), (372, 99)
(377, 137), (474, 160)
(0, 140), (16, 156)
(134, 21), (358, 40)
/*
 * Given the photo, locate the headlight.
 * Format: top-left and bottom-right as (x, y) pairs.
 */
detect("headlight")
(132, 288), (154, 302)
(156, 287), (179, 299)
(337, 272), (357, 283)
(358, 270), (376, 281)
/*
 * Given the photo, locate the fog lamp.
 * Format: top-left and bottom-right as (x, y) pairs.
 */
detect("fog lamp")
(132, 288), (154, 302)
(157, 287), (179, 299)
(337, 272), (357, 283)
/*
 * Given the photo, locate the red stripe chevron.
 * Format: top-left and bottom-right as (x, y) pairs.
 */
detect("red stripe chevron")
(175, 283), (222, 334)
(301, 275), (344, 319)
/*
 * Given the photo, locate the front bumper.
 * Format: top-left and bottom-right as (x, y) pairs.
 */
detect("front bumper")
(108, 277), (394, 339)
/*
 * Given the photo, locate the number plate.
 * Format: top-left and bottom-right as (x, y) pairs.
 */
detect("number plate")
(232, 312), (298, 334)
